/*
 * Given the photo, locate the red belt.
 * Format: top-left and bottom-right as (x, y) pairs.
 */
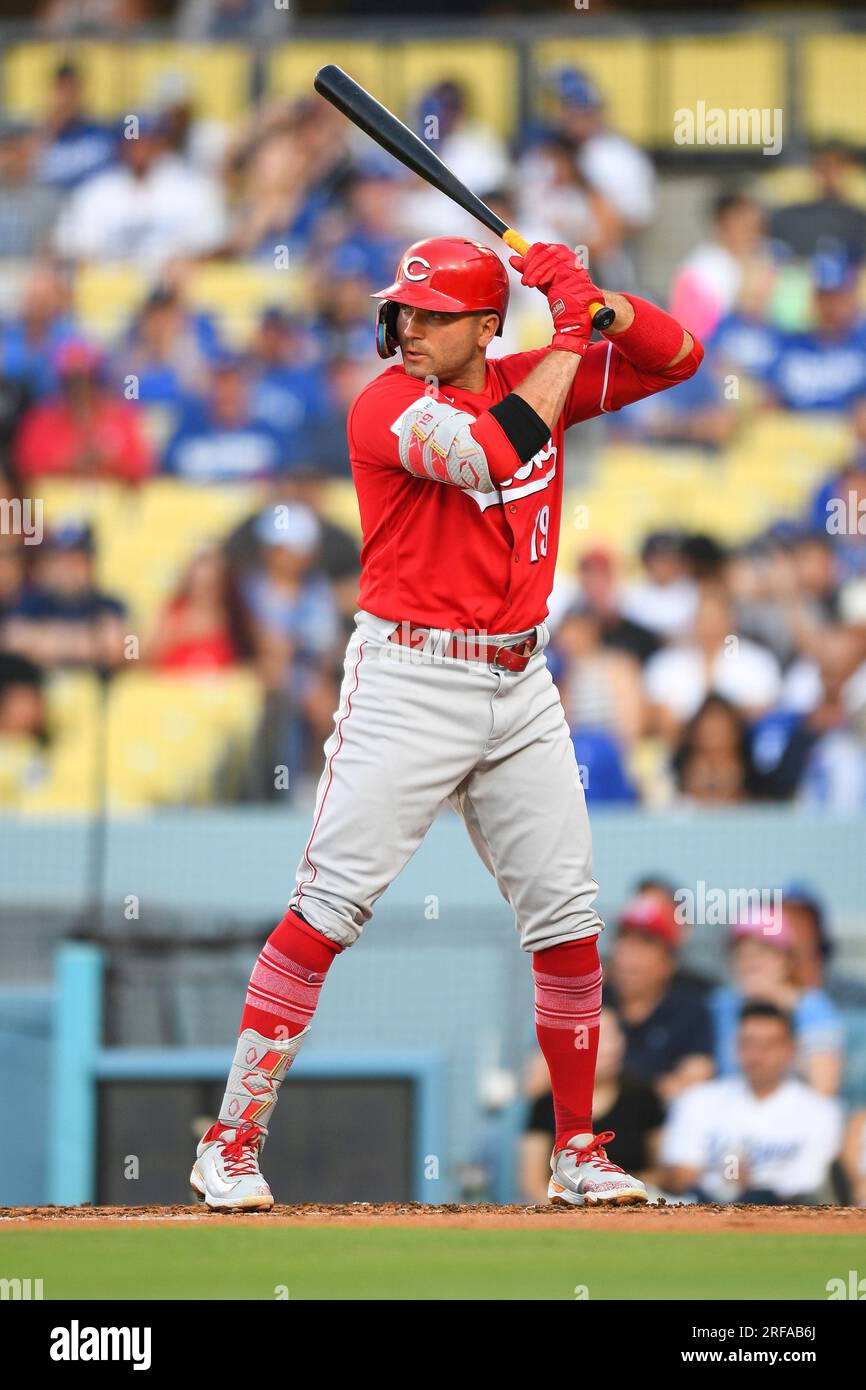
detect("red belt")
(387, 622), (536, 672)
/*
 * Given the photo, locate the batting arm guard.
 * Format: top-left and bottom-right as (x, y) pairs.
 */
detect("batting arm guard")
(397, 397), (504, 492)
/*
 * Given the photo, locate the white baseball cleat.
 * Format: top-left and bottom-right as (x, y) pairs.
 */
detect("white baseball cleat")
(190, 1120), (274, 1211)
(548, 1130), (648, 1207)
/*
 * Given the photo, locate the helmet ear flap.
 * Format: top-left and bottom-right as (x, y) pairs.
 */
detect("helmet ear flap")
(375, 300), (400, 359)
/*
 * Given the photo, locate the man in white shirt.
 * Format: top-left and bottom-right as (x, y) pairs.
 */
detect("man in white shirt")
(643, 580), (782, 732)
(552, 69), (656, 235)
(660, 1001), (843, 1203)
(54, 111), (228, 270)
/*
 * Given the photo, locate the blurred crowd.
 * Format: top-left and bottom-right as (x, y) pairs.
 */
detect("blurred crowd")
(520, 882), (866, 1207)
(1, 52), (866, 802)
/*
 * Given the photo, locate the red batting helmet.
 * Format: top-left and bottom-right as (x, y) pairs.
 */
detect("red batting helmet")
(372, 237), (510, 359)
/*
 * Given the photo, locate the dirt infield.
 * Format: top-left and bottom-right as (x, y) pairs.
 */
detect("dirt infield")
(2, 1202), (864, 1235)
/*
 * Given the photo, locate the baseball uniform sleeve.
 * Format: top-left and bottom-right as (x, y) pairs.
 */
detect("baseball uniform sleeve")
(348, 375), (524, 490)
(564, 306), (704, 427)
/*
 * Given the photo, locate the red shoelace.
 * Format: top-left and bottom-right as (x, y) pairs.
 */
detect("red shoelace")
(562, 1131), (624, 1173)
(220, 1122), (263, 1177)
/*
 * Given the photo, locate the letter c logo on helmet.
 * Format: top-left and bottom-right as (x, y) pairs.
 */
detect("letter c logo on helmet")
(372, 236), (510, 359)
(402, 255), (431, 282)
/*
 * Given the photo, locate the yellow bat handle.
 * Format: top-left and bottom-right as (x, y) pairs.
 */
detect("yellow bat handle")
(502, 227), (530, 255)
(502, 226), (615, 331)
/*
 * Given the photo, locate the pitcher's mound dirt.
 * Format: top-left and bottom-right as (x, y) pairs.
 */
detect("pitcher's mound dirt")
(2, 1203), (864, 1235)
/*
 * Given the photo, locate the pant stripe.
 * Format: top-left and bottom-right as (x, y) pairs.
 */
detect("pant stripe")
(297, 637), (367, 906)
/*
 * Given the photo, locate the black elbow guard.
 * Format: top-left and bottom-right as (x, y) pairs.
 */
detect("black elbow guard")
(488, 393), (551, 464)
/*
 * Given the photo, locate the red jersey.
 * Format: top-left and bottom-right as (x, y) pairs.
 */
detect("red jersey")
(348, 337), (702, 634)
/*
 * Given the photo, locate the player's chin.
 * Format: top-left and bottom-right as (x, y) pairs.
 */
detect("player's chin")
(401, 350), (431, 377)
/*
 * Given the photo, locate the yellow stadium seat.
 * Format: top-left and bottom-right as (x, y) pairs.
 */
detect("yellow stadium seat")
(45, 670), (103, 741)
(73, 266), (145, 343)
(319, 479), (361, 540)
(185, 264), (304, 345)
(269, 41), (388, 110)
(757, 162), (866, 213)
(2, 42), (123, 120)
(657, 36), (786, 150)
(801, 35), (866, 145)
(104, 670), (262, 808)
(391, 41), (520, 140)
(123, 43), (253, 123)
(531, 38), (654, 146)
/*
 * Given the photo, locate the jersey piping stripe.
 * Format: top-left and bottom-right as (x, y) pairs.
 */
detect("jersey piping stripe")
(297, 636), (367, 905)
(599, 341), (613, 413)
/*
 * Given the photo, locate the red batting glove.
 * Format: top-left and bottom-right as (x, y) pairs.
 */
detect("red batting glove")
(509, 242), (605, 353)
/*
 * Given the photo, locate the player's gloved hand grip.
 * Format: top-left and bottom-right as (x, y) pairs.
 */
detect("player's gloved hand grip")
(503, 231), (615, 331)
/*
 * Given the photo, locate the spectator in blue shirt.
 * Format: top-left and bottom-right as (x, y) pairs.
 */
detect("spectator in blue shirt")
(241, 501), (342, 787)
(711, 910), (843, 1095)
(35, 62), (115, 190)
(766, 245), (866, 411)
(321, 160), (405, 292)
(121, 285), (221, 410)
(0, 261), (79, 399)
(246, 307), (330, 465)
(162, 356), (285, 483)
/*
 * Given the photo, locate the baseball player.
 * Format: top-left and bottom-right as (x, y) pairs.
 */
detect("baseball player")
(191, 237), (703, 1209)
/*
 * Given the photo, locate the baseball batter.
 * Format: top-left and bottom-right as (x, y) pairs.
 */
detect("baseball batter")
(191, 237), (703, 1209)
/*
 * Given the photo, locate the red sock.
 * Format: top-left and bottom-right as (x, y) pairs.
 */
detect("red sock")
(533, 937), (603, 1151)
(240, 909), (341, 1041)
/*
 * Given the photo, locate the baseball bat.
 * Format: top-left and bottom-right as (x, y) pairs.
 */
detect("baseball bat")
(313, 64), (616, 332)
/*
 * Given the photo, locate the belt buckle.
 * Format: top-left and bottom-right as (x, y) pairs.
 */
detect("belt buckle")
(492, 639), (531, 672)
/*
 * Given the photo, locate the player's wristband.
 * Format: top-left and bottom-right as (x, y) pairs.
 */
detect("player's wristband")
(607, 295), (689, 371)
(488, 392), (551, 463)
(551, 328), (591, 356)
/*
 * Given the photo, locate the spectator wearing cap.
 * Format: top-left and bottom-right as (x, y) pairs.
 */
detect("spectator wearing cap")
(403, 81), (509, 239)
(245, 308), (330, 464)
(644, 582), (782, 740)
(604, 893), (715, 1104)
(54, 110), (228, 267)
(120, 284), (222, 409)
(225, 470), (360, 631)
(669, 192), (768, 343)
(519, 1005), (665, 1204)
(34, 61), (116, 191)
(1, 522), (127, 673)
(635, 874), (715, 997)
(621, 531), (698, 641)
(14, 340), (153, 483)
(548, 68), (656, 250)
(660, 1001), (844, 1205)
(241, 502), (341, 788)
(548, 547), (660, 664)
(765, 244), (866, 411)
(162, 357), (284, 483)
(710, 909), (843, 1095)
(147, 546), (254, 673)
